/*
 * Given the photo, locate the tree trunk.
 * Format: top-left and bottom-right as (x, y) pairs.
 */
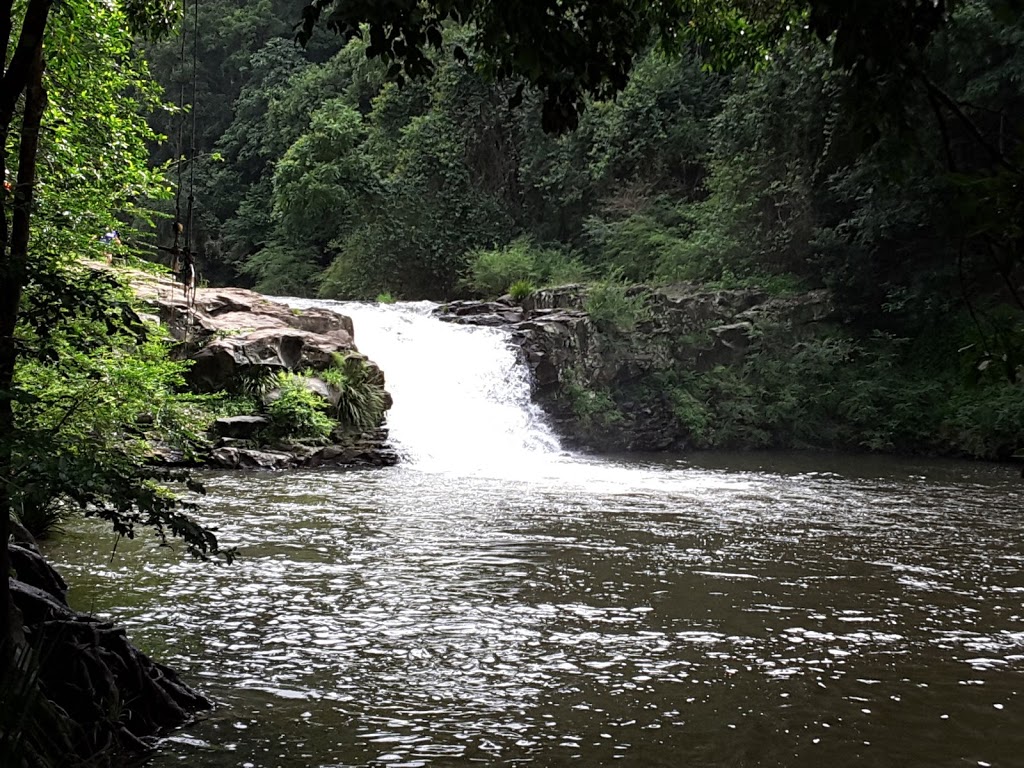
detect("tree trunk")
(1, 13), (49, 652)
(0, 132), (17, 658)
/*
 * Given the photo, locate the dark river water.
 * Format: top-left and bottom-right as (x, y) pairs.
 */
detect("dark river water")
(45, 303), (1024, 767)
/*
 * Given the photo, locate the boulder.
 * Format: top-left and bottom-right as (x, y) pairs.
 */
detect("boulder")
(211, 415), (270, 439)
(207, 431), (399, 470)
(133, 279), (354, 340)
(187, 328), (354, 392)
(440, 299), (524, 326)
(704, 321), (755, 367)
(7, 542), (211, 763)
(263, 376), (341, 408)
(521, 285), (588, 314)
(208, 447), (295, 469)
(147, 441), (188, 465)
(129, 272), (361, 393)
(303, 438), (400, 468)
(83, 266), (400, 471)
(9, 543), (68, 605)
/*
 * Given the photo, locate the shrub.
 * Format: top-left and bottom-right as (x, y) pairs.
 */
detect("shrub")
(508, 280), (535, 301)
(265, 372), (335, 440)
(562, 369), (624, 431)
(376, 292), (396, 304)
(239, 243), (321, 297)
(319, 355), (388, 432)
(704, 270), (807, 295)
(464, 238), (536, 296)
(584, 272), (650, 334)
(941, 382), (1024, 459)
(13, 501), (68, 540)
(670, 386), (711, 444)
(585, 211), (686, 283)
(465, 238), (590, 296)
(226, 366), (278, 399)
(533, 248), (591, 287)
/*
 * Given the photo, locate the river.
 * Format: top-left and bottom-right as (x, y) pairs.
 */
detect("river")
(47, 301), (1024, 768)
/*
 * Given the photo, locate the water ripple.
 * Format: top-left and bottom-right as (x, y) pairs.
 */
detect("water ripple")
(46, 454), (1024, 768)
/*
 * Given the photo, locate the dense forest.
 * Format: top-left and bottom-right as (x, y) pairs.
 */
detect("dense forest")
(141, 0), (1023, 459)
(155, 0), (1020, 304)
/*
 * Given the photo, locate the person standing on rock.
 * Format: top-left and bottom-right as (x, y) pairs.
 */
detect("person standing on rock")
(180, 246), (196, 306)
(100, 229), (121, 264)
(158, 221), (197, 305)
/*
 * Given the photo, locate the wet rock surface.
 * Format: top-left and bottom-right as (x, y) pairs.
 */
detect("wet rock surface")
(207, 428), (398, 470)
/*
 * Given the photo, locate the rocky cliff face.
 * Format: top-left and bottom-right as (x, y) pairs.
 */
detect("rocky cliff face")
(441, 284), (836, 452)
(132, 272), (396, 469)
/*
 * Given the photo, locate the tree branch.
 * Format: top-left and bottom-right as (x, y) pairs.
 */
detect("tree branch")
(0, 0), (13, 87)
(11, 45), (46, 269)
(984, 237), (1024, 315)
(924, 85), (956, 172)
(1, 18), (47, 652)
(916, 71), (1021, 176)
(0, 0), (52, 126)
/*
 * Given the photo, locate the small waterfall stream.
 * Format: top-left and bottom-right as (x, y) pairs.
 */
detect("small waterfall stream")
(287, 299), (565, 474)
(284, 299), (730, 494)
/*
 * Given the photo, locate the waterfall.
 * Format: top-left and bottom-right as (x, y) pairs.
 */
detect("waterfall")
(283, 299), (565, 475)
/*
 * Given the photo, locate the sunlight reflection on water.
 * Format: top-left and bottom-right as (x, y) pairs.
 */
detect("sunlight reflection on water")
(48, 456), (1024, 768)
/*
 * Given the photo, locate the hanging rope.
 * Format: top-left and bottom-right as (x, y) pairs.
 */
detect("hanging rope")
(158, 0), (199, 338)
(171, 4), (187, 265)
(183, 0), (199, 273)
(182, 0), (199, 315)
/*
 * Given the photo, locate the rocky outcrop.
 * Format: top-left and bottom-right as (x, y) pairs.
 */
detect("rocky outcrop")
(439, 284), (836, 452)
(132, 276), (357, 392)
(6, 538), (210, 764)
(211, 415), (270, 439)
(129, 271), (396, 469)
(208, 427), (399, 470)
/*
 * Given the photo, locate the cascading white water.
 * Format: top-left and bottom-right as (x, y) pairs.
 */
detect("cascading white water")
(279, 297), (749, 493)
(284, 299), (565, 475)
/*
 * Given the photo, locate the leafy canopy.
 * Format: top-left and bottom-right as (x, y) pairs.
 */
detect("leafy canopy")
(2, 0), (232, 559)
(295, 0), (959, 132)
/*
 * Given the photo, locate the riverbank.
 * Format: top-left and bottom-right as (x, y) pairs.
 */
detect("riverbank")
(3, 526), (211, 766)
(440, 283), (1024, 461)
